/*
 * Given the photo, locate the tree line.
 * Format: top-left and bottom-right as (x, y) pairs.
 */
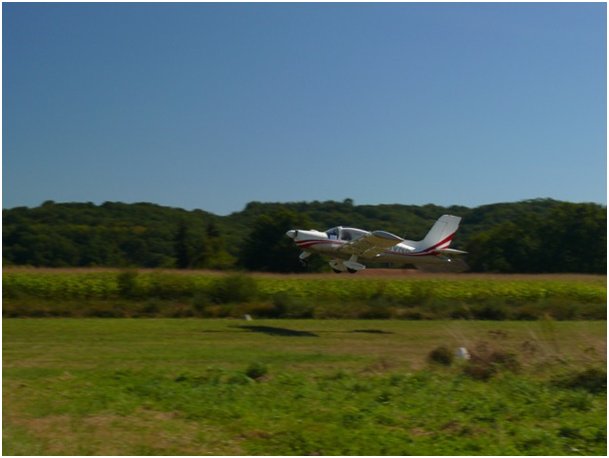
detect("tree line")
(2, 198), (606, 273)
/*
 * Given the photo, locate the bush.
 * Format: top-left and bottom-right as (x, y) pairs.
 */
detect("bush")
(139, 299), (162, 316)
(428, 346), (453, 366)
(116, 270), (139, 298)
(462, 362), (496, 381)
(208, 274), (258, 304)
(192, 291), (214, 315)
(199, 304), (231, 318)
(449, 305), (473, 319)
(552, 367), (607, 394)
(313, 303), (368, 319)
(462, 347), (520, 381)
(471, 304), (509, 320)
(245, 362), (268, 381)
(83, 302), (127, 318)
(148, 273), (195, 299)
(167, 303), (194, 318)
(272, 292), (314, 318)
(359, 305), (393, 319)
(578, 303), (607, 320)
(488, 350), (520, 372)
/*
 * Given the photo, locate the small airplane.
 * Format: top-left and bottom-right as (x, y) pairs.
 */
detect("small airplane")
(286, 215), (468, 273)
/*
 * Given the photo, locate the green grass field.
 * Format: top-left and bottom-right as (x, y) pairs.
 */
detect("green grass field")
(3, 318), (606, 455)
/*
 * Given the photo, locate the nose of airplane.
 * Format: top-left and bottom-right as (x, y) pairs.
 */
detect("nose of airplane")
(286, 229), (298, 239)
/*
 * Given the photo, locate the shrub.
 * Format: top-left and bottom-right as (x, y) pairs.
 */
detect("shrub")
(192, 291), (212, 315)
(208, 274), (258, 304)
(488, 350), (521, 372)
(245, 362), (268, 381)
(552, 367), (607, 394)
(462, 347), (520, 381)
(359, 305), (393, 319)
(543, 300), (577, 320)
(83, 303), (126, 318)
(199, 304), (231, 318)
(167, 303), (194, 318)
(578, 303), (607, 320)
(272, 292), (314, 318)
(428, 346), (453, 366)
(116, 270), (139, 298)
(513, 306), (539, 320)
(449, 305), (473, 319)
(462, 362), (495, 381)
(140, 299), (162, 316)
(148, 273), (194, 299)
(471, 304), (508, 320)
(396, 308), (432, 320)
(313, 303), (366, 319)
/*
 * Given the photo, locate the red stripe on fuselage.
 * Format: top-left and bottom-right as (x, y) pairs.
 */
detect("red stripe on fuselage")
(296, 239), (343, 249)
(295, 232), (456, 257)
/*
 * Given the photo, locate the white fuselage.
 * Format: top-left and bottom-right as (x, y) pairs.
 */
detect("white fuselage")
(286, 215), (467, 273)
(291, 228), (443, 266)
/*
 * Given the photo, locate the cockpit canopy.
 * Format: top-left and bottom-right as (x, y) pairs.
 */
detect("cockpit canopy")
(325, 226), (369, 242)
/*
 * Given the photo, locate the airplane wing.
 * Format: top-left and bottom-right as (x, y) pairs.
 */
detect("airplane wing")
(339, 230), (414, 258)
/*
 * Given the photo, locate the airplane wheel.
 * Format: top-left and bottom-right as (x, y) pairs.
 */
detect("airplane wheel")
(331, 268), (343, 274)
(347, 268), (358, 274)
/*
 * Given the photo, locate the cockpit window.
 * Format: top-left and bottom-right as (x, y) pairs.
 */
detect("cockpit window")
(326, 227), (340, 240)
(340, 228), (368, 242)
(326, 227), (367, 241)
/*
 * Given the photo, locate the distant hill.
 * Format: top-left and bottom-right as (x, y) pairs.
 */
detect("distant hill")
(3, 198), (606, 273)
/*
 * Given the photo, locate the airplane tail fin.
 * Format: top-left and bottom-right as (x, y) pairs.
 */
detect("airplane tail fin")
(419, 215), (462, 252)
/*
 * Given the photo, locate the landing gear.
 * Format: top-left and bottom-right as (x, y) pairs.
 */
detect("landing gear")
(329, 257), (366, 273)
(344, 255), (366, 273)
(329, 259), (348, 273)
(299, 251), (311, 267)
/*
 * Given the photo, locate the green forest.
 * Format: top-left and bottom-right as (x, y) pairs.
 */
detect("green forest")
(2, 198), (606, 273)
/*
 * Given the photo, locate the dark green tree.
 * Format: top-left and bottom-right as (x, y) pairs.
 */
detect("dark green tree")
(202, 221), (234, 269)
(238, 209), (317, 272)
(466, 202), (606, 273)
(466, 221), (541, 273)
(174, 220), (207, 269)
(3, 199), (606, 273)
(536, 203), (606, 273)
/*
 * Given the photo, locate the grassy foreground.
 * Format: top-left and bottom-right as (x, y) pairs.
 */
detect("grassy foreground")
(3, 319), (606, 455)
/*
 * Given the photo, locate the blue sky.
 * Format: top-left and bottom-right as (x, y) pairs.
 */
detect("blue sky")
(3, 2), (606, 215)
